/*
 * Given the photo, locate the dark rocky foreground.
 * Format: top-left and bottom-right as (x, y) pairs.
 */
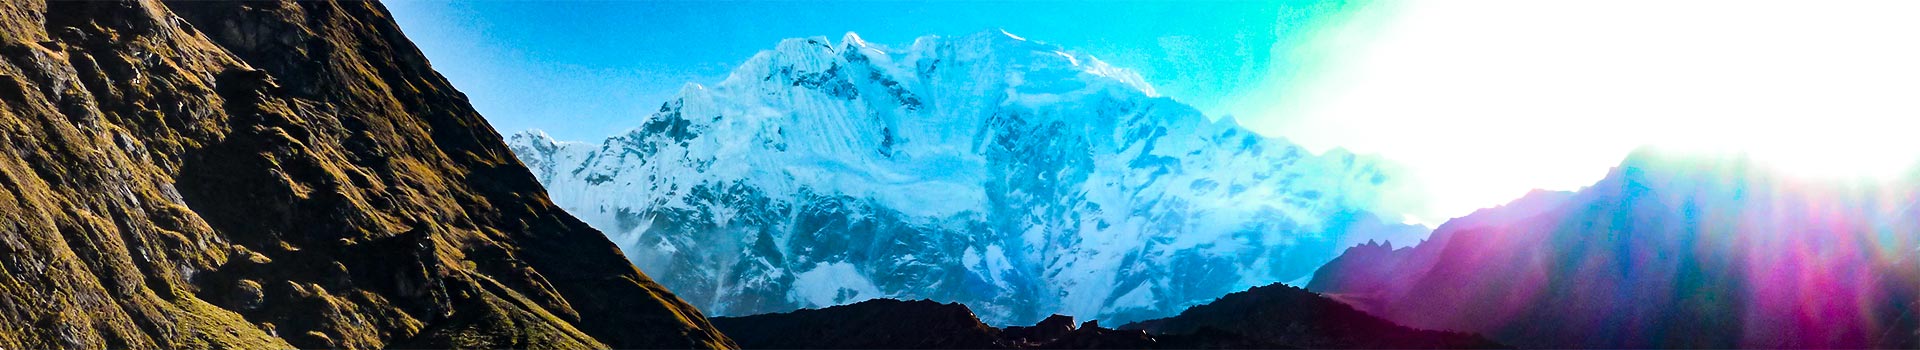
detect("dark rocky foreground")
(0, 1), (730, 348)
(714, 284), (1506, 349)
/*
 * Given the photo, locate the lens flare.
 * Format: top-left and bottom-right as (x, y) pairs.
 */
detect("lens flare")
(1235, 0), (1920, 222)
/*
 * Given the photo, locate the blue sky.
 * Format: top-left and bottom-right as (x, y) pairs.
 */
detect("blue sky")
(386, 0), (1338, 142)
(387, 0), (1920, 222)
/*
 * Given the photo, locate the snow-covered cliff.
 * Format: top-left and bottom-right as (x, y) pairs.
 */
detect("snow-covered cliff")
(509, 30), (1421, 325)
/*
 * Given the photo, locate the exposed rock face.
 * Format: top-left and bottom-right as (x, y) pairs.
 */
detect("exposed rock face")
(1310, 150), (1920, 348)
(0, 1), (730, 348)
(1120, 284), (1506, 349)
(712, 287), (1503, 349)
(1001, 314), (1077, 346)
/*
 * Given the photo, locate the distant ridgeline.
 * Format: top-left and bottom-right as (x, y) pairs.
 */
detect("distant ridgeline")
(509, 30), (1427, 325)
(1311, 150), (1920, 348)
(711, 283), (1505, 349)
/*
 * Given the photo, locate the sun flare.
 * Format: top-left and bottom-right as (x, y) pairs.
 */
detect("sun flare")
(1236, 0), (1920, 221)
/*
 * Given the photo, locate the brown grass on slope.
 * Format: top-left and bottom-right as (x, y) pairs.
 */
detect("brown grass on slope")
(0, 1), (732, 348)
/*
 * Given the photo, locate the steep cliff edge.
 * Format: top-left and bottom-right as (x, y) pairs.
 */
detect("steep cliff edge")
(0, 1), (731, 348)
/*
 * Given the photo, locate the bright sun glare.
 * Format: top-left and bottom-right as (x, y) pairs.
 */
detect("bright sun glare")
(1243, 0), (1920, 222)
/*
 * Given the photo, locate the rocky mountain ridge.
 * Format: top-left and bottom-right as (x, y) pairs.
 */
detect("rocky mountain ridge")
(0, 1), (729, 348)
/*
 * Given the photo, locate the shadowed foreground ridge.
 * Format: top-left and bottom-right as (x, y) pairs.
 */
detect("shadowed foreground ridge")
(0, 0), (730, 348)
(712, 284), (1505, 349)
(1121, 284), (1506, 349)
(712, 299), (1008, 349)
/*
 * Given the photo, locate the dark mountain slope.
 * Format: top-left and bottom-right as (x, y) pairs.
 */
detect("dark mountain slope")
(712, 299), (1008, 349)
(0, 0), (729, 348)
(1312, 150), (1920, 348)
(1121, 284), (1505, 349)
(1307, 189), (1574, 313)
(714, 285), (1503, 349)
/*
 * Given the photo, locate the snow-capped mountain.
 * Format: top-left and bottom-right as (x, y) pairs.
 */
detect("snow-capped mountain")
(508, 30), (1422, 325)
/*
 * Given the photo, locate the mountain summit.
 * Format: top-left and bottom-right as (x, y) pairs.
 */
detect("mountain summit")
(509, 30), (1425, 325)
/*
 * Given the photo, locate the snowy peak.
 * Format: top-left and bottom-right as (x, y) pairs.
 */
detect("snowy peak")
(509, 30), (1421, 326)
(507, 129), (555, 149)
(996, 28), (1028, 41)
(840, 31), (871, 49)
(741, 29), (1158, 101)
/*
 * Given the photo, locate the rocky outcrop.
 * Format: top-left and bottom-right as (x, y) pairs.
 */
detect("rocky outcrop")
(1000, 314), (1077, 346)
(0, 0), (730, 348)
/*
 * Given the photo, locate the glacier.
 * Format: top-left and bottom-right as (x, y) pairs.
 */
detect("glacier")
(508, 30), (1426, 325)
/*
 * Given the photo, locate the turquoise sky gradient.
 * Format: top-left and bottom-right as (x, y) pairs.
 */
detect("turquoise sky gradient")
(388, 0), (1920, 222)
(386, 0), (1350, 142)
